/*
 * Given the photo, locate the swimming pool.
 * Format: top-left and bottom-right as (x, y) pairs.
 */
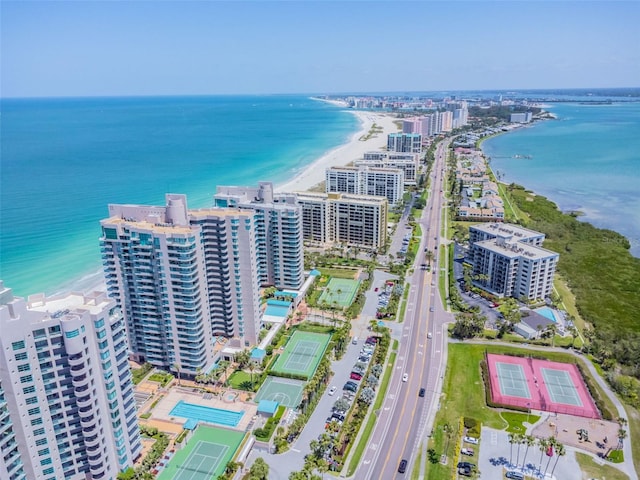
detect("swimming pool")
(265, 300), (291, 317)
(536, 307), (559, 323)
(170, 401), (244, 427)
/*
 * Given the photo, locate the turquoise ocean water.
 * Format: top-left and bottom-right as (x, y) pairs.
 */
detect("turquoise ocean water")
(0, 96), (358, 296)
(482, 102), (640, 258)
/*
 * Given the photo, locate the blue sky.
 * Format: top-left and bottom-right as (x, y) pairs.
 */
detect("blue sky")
(2, 1), (638, 97)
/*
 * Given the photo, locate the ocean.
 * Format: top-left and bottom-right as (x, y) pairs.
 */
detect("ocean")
(0, 96), (358, 297)
(482, 102), (640, 258)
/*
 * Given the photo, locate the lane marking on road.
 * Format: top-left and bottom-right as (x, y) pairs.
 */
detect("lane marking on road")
(370, 443), (378, 451)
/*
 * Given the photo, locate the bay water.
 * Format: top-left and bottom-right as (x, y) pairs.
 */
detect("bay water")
(482, 102), (640, 257)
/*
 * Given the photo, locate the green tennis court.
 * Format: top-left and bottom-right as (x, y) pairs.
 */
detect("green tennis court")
(254, 376), (305, 408)
(318, 278), (360, 308)
(496, 362), (531, 399)
(541, 368), (583, 406)
(157, 426), (245, 480)
(271, 330), (331, 379)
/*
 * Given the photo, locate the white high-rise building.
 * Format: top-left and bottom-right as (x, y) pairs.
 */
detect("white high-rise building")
(359, 151), (419, 186)
(296, 192), (388, 250)
(213, 182), (304, 290)
(0, 282), (141, 480)
(100, 194), (262, 374)
(325, 165), (404, 205)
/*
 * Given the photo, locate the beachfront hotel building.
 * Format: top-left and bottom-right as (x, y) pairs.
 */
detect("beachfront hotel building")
(213, 182), (304, 290)
(100, 194), (262, 375)
(387, 133), (422, 153)
(325, 165), (404, 205)
(468, 223), (558, 300)
(296, 192), (388, 250)
(359, 151), (419, 185)
(0, 282), (141, 480)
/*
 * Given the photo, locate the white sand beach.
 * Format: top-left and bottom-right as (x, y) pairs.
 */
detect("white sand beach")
(275, 110), (400, 193)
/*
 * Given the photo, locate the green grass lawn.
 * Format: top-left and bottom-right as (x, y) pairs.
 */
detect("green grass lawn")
(148, 371), (174, 387)
(500, 411), (540, 434)
(575, 452), (629, 480)
(319, 267), (359, 279)
(227, 370), (255, 390)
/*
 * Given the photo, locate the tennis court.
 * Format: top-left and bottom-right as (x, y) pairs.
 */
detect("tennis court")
(270, 330), (331, 379)
(495, 362), (531, 399)
(542, 368), (583, 406)
(318, 278), (360, 308)
(158, 425), (245, 480)
(486, 353), (600, 418)
(253, 376), (305, 408)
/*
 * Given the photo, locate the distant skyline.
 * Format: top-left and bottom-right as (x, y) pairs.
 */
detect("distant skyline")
(2, 1), (639, 98)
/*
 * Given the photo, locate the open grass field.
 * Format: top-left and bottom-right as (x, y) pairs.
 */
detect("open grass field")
(575, 452), (629, 480)
(158, 426), (245, 480)
(318, 267), (359, 279)
(424, 343), (618, 479)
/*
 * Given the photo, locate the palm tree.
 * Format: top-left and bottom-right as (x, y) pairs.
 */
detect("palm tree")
(508, 433), (515, 465)
(543, 437), (557, 477)
(537, 437), (549, 475)
(550, 442), (566, 478)
(618, 428), (627, 450)
(521, 434), (535, 470)
(513, 432), (523, 467)
(173, 363), (181, 386)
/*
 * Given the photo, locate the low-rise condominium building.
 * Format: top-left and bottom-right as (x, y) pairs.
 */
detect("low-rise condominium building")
(468, 223), (558, 300)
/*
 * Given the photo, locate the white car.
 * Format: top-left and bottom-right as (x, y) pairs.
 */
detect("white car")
(328, 386), (337, 396)
(463, 436), (479, 445)
(402, 373), (408, 382)
(427, 332), (433, 339)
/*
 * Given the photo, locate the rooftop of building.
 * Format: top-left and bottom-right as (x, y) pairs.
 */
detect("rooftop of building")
(470, 222), (545, 240)
(475, 238), (558, 260)
(26, 290), (113, 316)
(101, 216), (195, 235)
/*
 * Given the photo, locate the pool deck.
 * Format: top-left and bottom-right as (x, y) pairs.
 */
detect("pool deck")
(151, 387), (257, 432)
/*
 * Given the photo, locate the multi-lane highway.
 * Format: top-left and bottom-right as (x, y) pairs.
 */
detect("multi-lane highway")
(358, 138), (454, 479)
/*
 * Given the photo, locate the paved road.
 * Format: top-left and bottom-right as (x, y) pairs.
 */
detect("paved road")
(359, 138), (456, 479)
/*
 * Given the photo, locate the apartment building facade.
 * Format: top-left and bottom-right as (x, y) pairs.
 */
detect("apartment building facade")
(325, 165), (404, 205)
(386, 133), (422, 153)
(214, 182), (304, 290)
(100, 194), (262, 375)
(296, 192), (388, 250)
(468, 223), (558, 300)
(0, 283), (141, 480)
(359, 151), (419, 185)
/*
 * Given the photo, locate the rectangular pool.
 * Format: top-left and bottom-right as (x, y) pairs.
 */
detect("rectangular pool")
(169, 400), (244, 427)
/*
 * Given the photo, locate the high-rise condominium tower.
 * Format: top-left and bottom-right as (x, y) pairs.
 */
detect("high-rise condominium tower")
(0, 282), (141, 480)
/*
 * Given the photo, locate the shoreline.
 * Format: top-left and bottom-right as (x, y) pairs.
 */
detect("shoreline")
(54, 108), (400, 297)
(275, 109), (399, 193)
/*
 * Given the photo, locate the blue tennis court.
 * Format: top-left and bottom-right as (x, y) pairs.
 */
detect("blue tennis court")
(170, 401), (244, 427)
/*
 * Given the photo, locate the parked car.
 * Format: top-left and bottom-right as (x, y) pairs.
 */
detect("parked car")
(461, 447), (474, 456)
(457, 461), (475, 470)
(343, 383), (357, 393)
(350, 372), (362, 381)
(505, 472), (524, 480)
(463, 436), (479, 445)
(328, 386), (337, 396)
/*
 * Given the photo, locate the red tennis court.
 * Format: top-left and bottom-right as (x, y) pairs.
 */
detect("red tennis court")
(486, 353), (600, 419)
